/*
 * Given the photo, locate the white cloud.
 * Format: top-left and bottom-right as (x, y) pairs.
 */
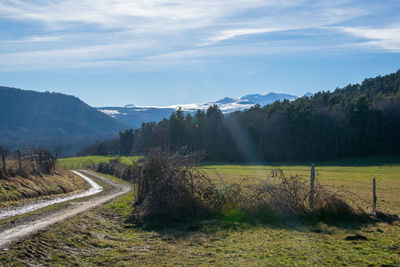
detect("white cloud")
(340, 25), (400, 52)
(204, 28), (280, 45)
(0, 0), (398, 70)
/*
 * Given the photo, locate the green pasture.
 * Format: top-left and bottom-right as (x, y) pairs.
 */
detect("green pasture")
(203, 156), (400, 214)
(2, 155), (400, 266)
(58, 155), (142, 169)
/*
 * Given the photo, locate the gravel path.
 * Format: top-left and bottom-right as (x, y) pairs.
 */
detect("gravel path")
(0, 171), (103, 220)
(0, 170), (131, 249)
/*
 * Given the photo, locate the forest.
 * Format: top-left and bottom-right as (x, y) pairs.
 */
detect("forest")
(80, 70), (400, 162)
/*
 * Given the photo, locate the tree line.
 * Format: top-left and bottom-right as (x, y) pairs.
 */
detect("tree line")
(80, 70), (400, 162)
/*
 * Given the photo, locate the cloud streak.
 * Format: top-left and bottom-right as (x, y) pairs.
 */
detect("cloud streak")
(340, 25), (400, 52)
(0, 0), (399, 71)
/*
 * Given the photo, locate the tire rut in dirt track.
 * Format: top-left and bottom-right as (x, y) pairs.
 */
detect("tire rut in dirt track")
(0, 170), (132, 249)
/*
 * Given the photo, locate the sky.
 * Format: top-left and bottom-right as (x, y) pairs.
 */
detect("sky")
(0, 0), (399, 107)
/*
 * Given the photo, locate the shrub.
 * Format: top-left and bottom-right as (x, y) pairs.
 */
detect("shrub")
(135, 149), (215, 221)
(133, 150), (367, 224)
(96, 158), (140, 183)
(252, 170), (365, 222)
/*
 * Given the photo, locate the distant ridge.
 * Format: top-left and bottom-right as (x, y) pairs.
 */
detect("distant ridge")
(98, 91), (301, 128)
(0, 86), (128, 155)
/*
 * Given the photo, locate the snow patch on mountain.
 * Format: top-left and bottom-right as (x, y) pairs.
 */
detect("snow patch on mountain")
(137, 92), (299, 113)
(98, 109), (127, 117)
(97, 91), (311, 128)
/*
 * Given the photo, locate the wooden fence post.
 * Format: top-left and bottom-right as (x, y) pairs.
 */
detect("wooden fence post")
(38, 151), (43, 173)
(136, 169), (142, 204)
(310, 164), (315, 209)
(17, 150), (22, 172)
(31, 153), (35, 173)
(2, 151), (6, 174)
(372, 178), (377, 215)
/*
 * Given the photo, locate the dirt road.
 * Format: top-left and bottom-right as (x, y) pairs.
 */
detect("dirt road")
(0, 170), (131, 249)
(0, 170), (103, 220)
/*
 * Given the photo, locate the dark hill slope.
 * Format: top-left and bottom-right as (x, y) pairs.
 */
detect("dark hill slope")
(0, 87), (128, 155)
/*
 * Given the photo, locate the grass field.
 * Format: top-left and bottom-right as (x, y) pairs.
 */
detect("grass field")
(3, 156), (396, 265)
(58, 155), (142, 169)
(1, 179), (399, 266)
(203, 156), (400, 215)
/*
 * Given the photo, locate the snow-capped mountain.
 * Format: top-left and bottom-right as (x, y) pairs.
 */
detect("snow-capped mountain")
(98, 92), (312, 128)
(160, 92), (299, 113)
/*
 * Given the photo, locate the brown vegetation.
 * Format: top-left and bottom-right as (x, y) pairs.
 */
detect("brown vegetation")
(132, 149), (367, 224)
(0, 170), (90, 208)
(134, 149), (215, 220)
(0, 148), (57, 179)
(96, 158), (140, 183)
(0, 148), (89, 207)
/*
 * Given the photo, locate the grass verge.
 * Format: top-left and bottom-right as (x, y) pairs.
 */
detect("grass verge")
(0, 171), (112, 229)
(0, 170), (90, 209)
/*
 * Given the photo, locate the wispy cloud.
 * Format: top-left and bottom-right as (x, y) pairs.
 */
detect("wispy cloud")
(203, 28), (281, 45)
(339, 25), (400, 52)
(0, 0), (398, 70)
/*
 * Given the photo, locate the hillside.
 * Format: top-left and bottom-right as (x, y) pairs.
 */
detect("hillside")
(0, 87), (128, 155)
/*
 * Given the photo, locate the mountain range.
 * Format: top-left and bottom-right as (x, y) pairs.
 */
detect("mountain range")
(97, 92), (310, 128)
(0, 86), (311, 155)
(0, 86), (127, 156)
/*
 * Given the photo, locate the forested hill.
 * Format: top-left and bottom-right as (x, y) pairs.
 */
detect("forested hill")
(0, 87), (128, 156)
(82, 70), (400, 162)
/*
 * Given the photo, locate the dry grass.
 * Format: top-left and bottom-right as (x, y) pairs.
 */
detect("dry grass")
(1, 149), (56, 178)
(0, 169), (90, 208)
(249, 170), (366, 222)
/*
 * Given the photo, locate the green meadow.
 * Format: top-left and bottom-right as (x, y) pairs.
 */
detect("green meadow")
(1, 174), (399, 266)
(58, 155), (142, 169)
(204, 157), (400, 214)
(2, 155), (400, 266)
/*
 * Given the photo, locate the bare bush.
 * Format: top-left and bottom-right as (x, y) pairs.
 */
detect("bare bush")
(135, 149), (216, 221)
(133, 150), (366, 224)
(96, 158), (140, 183)
(252, 170), (365, 221)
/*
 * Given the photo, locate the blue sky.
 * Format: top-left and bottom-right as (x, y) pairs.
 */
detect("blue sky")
(0, 0), (399, 107)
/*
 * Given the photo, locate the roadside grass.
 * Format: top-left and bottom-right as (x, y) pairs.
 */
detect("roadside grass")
(0, 187), (399, 266)
(87, 171), (134, 188)
(0, 170), (90, 209)
(0, 171), (112, 229)
(58, 155), (142, 170)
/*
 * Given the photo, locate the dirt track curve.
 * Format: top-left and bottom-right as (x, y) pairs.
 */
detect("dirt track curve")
(0, 170), (131, 249)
